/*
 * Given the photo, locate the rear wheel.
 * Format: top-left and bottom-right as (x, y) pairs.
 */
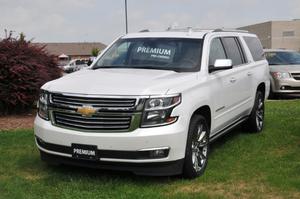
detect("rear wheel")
(183, 115), (210, 178)
(245, 90), (265, 133)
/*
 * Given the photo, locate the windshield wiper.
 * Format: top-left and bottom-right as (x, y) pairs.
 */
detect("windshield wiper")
(93, 65), (125, 70)
(93, 65), (180, 72)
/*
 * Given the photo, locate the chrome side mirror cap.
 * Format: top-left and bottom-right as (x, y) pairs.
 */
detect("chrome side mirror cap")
(209, 59), (233, 73)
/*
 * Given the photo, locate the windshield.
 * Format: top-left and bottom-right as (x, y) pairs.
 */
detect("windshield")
(266, 51), (300, 65)
(93, 38), (203, 72)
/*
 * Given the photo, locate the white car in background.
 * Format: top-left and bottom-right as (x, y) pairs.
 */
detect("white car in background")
(63, 59), (88, 73)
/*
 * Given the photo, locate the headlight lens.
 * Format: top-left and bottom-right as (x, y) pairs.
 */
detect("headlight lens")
(141, 94), (181, 127)
(37, 90), (49, 120)
(271, 72), (290, 79)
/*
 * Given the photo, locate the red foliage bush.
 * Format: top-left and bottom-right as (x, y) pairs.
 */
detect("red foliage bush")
(0, 34), (61, 115)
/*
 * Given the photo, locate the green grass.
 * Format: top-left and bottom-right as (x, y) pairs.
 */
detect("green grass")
(0, 100), (300, 199)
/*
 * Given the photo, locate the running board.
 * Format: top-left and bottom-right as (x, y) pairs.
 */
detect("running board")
(210, 116), (249, 142)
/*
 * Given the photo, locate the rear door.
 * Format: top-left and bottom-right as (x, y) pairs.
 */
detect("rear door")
(221, 37), (252, 122)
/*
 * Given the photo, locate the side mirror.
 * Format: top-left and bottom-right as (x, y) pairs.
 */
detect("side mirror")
(209, 59), (233, 73)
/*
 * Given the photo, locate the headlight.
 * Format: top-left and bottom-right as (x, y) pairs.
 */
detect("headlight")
(141, 94), (181, 127)
(37, 90), (49, 120)
(271, 72), (290, 79)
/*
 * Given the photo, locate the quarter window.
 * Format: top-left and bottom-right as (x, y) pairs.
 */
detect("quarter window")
(243, 36), (265, 61)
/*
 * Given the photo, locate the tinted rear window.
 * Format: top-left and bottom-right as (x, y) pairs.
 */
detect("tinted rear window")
(244, 37), (265, 61)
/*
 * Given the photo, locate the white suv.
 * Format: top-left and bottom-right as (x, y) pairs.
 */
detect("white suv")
(35, 29), (270, 178)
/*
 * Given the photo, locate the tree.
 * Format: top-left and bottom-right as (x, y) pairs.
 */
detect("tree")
(91, 47), (100, 57)
(0, 31), (62, 115)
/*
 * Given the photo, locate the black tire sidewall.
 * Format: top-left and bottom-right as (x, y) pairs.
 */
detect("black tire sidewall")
(249, 91), (265, 132)
(183, 115), (210, 178)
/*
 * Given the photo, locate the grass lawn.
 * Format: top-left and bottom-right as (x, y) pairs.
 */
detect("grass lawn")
(0, 100), (299, 199)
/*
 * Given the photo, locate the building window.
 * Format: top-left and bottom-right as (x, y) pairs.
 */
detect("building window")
(282, 31), (295, 37)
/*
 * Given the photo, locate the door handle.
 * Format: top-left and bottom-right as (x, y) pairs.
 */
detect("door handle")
(247, 72), (253, 76)
(230, 77), (236, 83)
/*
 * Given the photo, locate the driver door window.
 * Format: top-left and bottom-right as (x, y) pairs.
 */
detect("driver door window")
(209, 38), (227, 67)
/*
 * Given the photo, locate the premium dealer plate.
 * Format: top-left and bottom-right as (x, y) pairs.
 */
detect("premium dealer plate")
(72, 144), (98, 161)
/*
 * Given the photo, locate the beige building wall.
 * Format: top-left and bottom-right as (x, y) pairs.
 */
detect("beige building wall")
(271, 20), (300, 51)
(238, 20), (300, 51)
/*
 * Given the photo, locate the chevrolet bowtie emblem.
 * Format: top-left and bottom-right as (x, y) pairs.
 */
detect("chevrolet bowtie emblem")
(77, 106), (96, 117)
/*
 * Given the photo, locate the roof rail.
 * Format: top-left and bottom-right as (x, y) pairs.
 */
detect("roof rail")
(139, 29), (150, 32)
(166, 27), (215, 32)
(213, 28), (249, 33)
(166, 27), (249, 33)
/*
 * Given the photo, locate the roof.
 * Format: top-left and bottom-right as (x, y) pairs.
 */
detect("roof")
(123, 31), (209, 39)
(34, 42), (107, 56)
(122, 29), (253, 40)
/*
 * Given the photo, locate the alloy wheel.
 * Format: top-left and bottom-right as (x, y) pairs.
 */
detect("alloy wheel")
(256, 97), (264, 131)
(191, 124), (209, 172)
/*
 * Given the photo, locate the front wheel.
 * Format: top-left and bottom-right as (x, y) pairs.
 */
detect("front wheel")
(245, 90), (265, 133)
(183, 115), (210, 179)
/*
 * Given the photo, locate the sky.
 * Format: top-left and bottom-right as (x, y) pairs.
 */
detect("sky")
(1, 0), (300, 45)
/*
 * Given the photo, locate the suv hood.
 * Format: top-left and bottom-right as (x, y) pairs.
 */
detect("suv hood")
(42, 68), (197, 96)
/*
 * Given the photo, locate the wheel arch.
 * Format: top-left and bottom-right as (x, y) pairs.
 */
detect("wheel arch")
(257, 82), (266, 98)
(191, 105), (211, 131)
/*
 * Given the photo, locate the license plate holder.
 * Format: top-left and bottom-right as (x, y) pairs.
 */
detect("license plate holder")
(72, 144), (98, 161)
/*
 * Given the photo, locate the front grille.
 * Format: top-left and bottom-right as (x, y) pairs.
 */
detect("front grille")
(291, 73), (300, 80)
(48, 93), (143, 132)
(50, 93), (137, 109)
(53, 111), (132, 131)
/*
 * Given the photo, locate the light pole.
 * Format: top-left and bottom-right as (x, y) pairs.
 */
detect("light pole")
(125, 0), (128, 34)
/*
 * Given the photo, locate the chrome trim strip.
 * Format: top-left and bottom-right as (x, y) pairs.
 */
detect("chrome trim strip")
(210, 116), (248, 142)
(138, 147), (170, 151)
(99, 157), (169, 163)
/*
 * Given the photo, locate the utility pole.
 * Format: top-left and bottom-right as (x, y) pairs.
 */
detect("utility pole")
(125, 0), (128, 34)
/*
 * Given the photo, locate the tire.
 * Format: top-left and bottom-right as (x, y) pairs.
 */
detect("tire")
(268, 85), (277, 99)
(183, 115), (210, 179)
(245, 90), (265, 133)
(268, 86), (275, 99)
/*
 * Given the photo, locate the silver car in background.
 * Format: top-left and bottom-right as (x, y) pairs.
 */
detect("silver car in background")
(265, 49), (300, 98)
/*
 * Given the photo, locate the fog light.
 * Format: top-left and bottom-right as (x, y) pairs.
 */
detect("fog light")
(281, 86), (286, 90)
(150, 150), (166, 158)
(140, 147), (170, 159)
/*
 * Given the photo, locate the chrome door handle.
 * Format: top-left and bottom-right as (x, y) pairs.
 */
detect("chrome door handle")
(247, 72), (253, 76)
(230, 77), (236, 83)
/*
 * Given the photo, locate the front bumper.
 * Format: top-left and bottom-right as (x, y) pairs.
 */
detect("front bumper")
(34, 115), (187, 164)
(39, 150), (184, 176)
(271, 77), (300, 94)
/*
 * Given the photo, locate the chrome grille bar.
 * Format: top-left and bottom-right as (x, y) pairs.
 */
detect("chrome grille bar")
(52, 111), (135, 131)
(50, 93), (137, 109)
